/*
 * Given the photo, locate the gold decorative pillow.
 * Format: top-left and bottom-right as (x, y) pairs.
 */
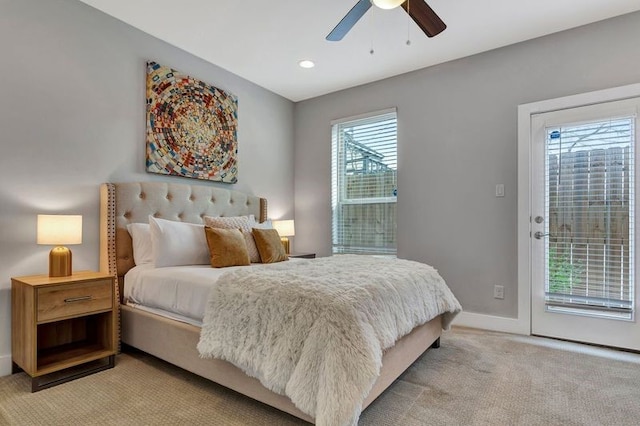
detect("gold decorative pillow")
(204, 227), (251, 268)
(204, 215), (261, 263)
(252, 228), (288, 264)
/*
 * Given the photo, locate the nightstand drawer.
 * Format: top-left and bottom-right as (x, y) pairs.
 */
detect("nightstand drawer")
(37, 279), (113, 323)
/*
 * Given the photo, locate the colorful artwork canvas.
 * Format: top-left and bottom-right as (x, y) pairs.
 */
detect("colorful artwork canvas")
(146, 61), (238, 183)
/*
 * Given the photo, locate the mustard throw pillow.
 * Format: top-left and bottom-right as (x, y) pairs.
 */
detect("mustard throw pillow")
(204, 227), (251, 268)
(204, 215), (261, 263)
(252, 228), (289, 264)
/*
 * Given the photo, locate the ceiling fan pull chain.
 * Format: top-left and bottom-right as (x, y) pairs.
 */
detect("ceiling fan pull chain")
(406, 2), (412, 45)
(370, 7), (376, 55)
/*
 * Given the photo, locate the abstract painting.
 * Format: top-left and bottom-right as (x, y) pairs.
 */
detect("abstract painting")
(146, 61), (238, 183)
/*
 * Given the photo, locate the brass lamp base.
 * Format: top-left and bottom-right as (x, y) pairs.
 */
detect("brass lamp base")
(280, 237), (290, 255)
(49, 246), (72, 277)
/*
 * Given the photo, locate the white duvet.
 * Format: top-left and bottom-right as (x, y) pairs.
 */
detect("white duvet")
(197, 255), (461, 426)
(124, 264), (226, 324)
(124, 262), (297, 324)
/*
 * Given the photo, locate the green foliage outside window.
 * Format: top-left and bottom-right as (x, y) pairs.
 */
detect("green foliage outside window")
(547, 246), (584, 294)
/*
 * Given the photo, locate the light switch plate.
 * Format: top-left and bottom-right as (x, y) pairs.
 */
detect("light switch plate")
(495, 184), (505, 197)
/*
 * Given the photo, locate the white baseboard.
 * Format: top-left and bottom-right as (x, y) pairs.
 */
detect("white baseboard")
(453, 311), (529, 335)
(0, 354), (12, 377)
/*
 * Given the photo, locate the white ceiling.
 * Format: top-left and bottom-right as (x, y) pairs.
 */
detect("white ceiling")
(77, 0), (640, 102)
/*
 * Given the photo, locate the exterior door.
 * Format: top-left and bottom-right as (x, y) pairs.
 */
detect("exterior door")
(531, 98), (640, 350)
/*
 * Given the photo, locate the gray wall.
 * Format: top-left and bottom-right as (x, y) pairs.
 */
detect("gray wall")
(0, 0), (294, 372)
(294, 11), (640, 318)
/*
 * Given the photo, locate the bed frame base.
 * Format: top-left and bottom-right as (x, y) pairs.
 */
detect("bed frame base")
(121, 305), (442, 423)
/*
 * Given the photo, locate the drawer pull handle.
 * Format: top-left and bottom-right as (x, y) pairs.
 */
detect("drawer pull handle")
(64, 296), (92, 303)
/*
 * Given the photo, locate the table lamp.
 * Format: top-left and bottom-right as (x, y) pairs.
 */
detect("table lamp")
(37, 214), (83, 277)
(272, 219), (295, 254)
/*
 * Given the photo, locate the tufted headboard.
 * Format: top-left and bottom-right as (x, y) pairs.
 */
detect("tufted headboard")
(99, 182), (267, 301)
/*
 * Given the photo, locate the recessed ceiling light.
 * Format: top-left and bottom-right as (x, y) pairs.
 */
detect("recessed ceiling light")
(298, 60), (315, 69)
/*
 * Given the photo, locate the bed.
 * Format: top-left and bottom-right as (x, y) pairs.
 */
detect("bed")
(99, 181), (460, 425)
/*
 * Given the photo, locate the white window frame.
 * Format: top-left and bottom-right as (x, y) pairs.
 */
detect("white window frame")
(331, 108), (397, 255)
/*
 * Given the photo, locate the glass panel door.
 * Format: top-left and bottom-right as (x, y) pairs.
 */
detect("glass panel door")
(531, 98), (640, 350)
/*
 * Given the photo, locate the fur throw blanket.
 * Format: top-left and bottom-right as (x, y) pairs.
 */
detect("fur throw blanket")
(197, 255), (461, 426)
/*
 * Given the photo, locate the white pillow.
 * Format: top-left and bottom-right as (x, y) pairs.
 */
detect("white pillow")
(149, 216), (210, 267)
(126, 223), (153, 265)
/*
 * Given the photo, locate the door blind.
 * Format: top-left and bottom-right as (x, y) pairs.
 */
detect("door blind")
(544, 116), (635, 317)
(331, 110), (397, 255)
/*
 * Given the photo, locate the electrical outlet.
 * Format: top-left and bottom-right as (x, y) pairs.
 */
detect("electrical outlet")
(493, 285), (504, 299)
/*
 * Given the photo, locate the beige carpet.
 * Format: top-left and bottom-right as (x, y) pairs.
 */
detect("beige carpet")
(1, 327), (639, 425)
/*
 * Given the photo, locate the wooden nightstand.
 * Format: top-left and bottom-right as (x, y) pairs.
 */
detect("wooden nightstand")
(289, 253), (316, 259)
(11, 271), (117, 391)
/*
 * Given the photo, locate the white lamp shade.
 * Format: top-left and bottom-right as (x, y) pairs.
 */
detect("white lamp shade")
(372, 0), (405, 9)
(37, 215), (83, 245)
(272, 219), (295, 237)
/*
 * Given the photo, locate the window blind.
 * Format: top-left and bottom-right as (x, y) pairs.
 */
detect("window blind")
(544, 116), (635, 318)
(331, 110), (397, 255)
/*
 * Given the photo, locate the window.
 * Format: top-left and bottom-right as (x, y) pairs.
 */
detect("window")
(331, 109), (397, 255)
(544, 116), (635, 319)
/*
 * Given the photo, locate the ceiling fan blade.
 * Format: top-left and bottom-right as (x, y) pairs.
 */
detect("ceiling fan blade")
(326, 0), (372, 41)
(401, 0), (446, 38)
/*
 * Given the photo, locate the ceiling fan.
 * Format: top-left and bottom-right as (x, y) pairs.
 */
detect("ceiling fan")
(326, 0), (446, 41)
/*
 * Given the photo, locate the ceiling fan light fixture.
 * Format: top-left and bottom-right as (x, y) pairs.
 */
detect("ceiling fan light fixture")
(372, 0), (405, 10)
(326, 0), (446, 42)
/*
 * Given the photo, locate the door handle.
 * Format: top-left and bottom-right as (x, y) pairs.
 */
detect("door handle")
(534, 231), (550, 239)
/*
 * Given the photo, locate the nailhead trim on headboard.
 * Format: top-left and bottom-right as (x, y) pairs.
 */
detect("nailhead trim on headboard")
(99, 183), (121, 351)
